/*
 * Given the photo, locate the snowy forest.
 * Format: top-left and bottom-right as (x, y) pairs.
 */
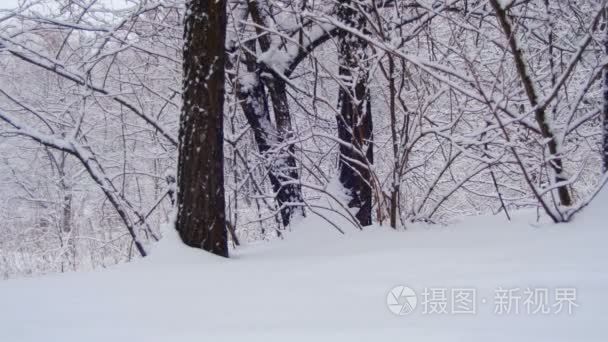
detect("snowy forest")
(1, 0), (608, 340)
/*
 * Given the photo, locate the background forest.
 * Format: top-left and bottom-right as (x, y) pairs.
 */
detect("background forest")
(1, 0), (607, 278)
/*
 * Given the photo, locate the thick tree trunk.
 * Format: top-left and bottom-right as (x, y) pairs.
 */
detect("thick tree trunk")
(336, 0), (373, 226)
(176, 0), (228, 257)
(338, 0), (373, 226)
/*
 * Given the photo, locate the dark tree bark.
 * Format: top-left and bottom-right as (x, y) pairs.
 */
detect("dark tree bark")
(235, 65), (304, 227)
(490, 0), (572, 206)
(231, 0), (304, 227)
(336, 0), (373, 226)
(233, 0), (386, 227)
(176, 0), (228, 257)
(262, 74), (306, 226)
(603, 21), (608, 173)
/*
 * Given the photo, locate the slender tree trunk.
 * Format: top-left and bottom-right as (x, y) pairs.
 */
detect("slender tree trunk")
(235, 68), (304, 226)
(263, 76), (305, 226)
(58, 157), (72, 233)
(603, 17), (608, 173)
(246, 0), (305, 226)
(336, 0), (373, 226)
(229, 37), (304, 227)
(388, 57), (399, 229)
(58, 155), (75, 270)
(176, 0), (228, 257)
(490, 0), (572, 206)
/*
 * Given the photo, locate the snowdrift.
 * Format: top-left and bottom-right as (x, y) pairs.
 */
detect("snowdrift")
(1, 192), (607, 341)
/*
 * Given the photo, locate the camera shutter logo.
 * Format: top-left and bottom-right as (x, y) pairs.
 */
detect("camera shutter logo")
(387, 286), (417, 315)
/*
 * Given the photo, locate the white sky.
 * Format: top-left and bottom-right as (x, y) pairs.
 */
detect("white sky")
(0, 0), (19, 10)
(0, 0), (129, 10)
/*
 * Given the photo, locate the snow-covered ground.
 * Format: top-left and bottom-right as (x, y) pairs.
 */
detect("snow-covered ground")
(1, 191), (607, 341)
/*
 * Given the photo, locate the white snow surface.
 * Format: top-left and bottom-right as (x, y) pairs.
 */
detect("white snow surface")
(1, 190), (608, 341)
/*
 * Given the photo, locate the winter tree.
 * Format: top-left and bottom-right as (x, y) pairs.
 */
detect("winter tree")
(1, 0), (607, 276)
(175, 0), (229, 257)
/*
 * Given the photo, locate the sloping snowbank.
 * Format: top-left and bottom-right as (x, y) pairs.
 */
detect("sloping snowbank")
(0, 191), (607, 341)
